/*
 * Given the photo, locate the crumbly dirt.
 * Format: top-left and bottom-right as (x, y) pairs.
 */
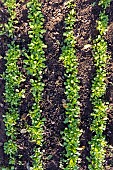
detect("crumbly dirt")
(13, 1), (35, 169)
(0, 0), (113, 169)
(0, 0), (35, 169)
(74, 0), (100, 169)
(0, 1), (10, 167)
(40, 1), (66, 169)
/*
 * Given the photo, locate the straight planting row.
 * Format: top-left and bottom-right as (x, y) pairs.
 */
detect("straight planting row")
(0, 0), (112, 169)
(1, 0), (46, 169)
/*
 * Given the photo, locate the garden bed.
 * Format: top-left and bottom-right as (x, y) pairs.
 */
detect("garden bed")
(0, 0), (113, 169)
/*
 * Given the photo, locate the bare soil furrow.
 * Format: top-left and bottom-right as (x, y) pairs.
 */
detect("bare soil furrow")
(1, 0), (113, 169)
(13, 1), (34, 169)
(14, 0), (30, 50)
(74, 0), (100, 169)
(40, 1), (66, 169)
(0, 1), (10, 167)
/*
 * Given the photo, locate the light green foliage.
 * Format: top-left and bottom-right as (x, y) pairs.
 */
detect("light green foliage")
(1, 1), (24, 167)
(24, 0), (46, 169)
(60, 1), (82, 169)
(4, 140), (17, 165)
(88, 1), (111, 169)
(97, 12), (108, 35)
(2, 0), (17, 37)
(99, 0), (111, 8)
(1, 0), (46, 168)
(3, 44), (25, 166)
(1, 167), (14, 170)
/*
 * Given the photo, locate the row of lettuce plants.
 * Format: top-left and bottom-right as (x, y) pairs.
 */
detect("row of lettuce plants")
(88, 0), (111, 169)
(60, 1), (82, 169)
(23, 0), (46, 169)
(3, 44), (25, 168)
(1, 1), (25, 169)
(1, 0), (17, 37)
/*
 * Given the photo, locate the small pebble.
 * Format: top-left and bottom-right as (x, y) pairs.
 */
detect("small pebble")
(20, 129), (27, 134)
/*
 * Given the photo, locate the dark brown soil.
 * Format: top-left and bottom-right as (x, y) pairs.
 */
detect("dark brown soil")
(0, 0), (35, 169)
(1, 0), (113, 169)
(74, 0), (100, 169)
(14, 0), (30, 50)
(0, 1), (10, 167)
(13, 1), (35, 169)
(40, 1), (66, 169)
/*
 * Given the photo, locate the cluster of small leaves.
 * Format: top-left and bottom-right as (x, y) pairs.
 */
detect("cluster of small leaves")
(88, 1), (111, 169)
(3, 43), (25, 168)
(1, 0), (17, 37)
(1, 1), (25, 169)
(99, 0), (111, 8)
(23, 0), (46, 169)
(60, 1), (82, 170)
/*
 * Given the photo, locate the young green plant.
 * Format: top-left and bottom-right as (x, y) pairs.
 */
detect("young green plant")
(88, 0), (111, 169)
(23, 0), (46, 169)
(2, 1), (25, 168)
(60, 1), (82, 169)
